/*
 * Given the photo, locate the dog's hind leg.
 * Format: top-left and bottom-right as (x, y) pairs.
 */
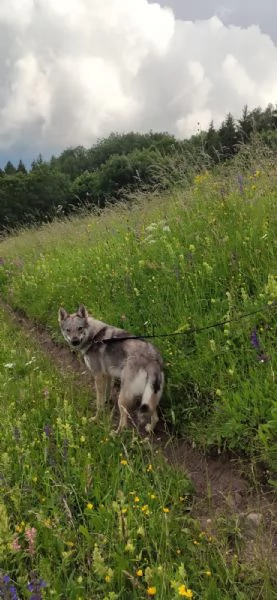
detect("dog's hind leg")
(115, 392), (131, 433)
(145, 407), (159, 433)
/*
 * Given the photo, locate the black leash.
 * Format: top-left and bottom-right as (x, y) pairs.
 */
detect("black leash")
(96, 301), (276, 345)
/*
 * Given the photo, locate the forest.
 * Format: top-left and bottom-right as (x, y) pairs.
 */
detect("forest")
(1, 103), (277, 231)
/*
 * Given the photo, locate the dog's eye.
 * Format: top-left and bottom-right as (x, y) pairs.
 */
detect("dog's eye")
(66, 328), (71, 333)
(77, 326), (83, 332)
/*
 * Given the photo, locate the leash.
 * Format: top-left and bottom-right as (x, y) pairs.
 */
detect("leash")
(96, 301), (276, 345)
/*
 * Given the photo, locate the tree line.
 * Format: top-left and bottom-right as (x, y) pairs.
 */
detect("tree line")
(1, 104), (277, 231)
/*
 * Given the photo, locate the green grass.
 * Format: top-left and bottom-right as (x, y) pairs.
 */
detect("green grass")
(0, 148), (276, 471)
(0, 308), (276, 599)
(0, 144), (277, 598)
(0, 304), (269, 600)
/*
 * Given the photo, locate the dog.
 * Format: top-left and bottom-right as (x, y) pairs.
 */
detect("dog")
(58, 304), (164, 433)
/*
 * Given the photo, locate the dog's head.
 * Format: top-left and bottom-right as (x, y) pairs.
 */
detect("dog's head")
(58, 304), (90, 348)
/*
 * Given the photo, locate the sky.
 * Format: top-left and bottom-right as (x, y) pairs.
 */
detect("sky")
(1, 0), (277, 167)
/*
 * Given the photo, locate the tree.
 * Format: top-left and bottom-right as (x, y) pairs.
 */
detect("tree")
(205, 121), (220, 162)
(17, 160), (27, 174)
(218, 113), (239, 158)
(51, 146), (89, 181)
(0, 173), (29, 227)
(70, 170), (101, 207)
(26, 164), (71, 218)
(4, 161), (16, 175)
(98, 154), (134, 200)
(30, 154), (44, 171)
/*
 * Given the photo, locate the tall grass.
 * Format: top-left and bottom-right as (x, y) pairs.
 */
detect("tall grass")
(0, 141), (276, 471)
(2, 308), (276, 598)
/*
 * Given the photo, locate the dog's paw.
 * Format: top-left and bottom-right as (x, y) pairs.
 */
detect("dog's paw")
(89, 414), (99, 423)
(110, 428), (119, 437)
(145, 423), (154, 434)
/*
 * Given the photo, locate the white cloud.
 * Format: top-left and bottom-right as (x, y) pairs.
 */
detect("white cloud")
(0, 0), (277, 157)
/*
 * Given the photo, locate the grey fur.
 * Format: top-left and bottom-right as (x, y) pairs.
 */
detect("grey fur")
(58, 304), (164, 433)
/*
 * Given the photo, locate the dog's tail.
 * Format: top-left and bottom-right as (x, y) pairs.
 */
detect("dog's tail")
(139, 366), (164, 415)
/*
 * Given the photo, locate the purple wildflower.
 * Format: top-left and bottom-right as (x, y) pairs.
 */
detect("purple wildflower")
(43, 424), (52, 437)
(250, 328), (271, 363)
(250, 328), (260, 350)
(27, 573), (47, 600)
(0, 575), (19, 600)
(9, 586), (18, 600)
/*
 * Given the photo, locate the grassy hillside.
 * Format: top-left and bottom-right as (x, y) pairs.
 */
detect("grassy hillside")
(0, 143), (277, 598)
(0, 308), (276, 599)
(0, 144), (276, 473)
(0, 309), (277, 600)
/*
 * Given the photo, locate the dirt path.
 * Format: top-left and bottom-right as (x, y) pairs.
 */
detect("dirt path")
(2, 299), (277, 553)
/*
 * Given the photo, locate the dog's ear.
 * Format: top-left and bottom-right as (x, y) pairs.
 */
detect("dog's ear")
(77, 304), (88, 319)
(58, 307), (68, 322)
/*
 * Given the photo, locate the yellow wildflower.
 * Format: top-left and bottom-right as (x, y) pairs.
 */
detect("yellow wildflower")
(136, 569), (143, 577)
(120, 459), (128, 465)
(205, 570), (211, 576)
(86, 503), (94, 510)
(15, 521), (25, 533)
(163, 507), (170, 513)
(43, 518), (51, 528)
(147, 586), (157, 596)
(178, 584), (193, 597)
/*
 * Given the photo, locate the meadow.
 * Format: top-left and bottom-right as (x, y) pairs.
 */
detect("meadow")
(0, 142), (276, 467)
(0, 307), (276, 599)
(0, 141), (276, 598)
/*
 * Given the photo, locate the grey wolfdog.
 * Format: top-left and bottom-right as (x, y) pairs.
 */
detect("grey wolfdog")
(58, 304), (164, 433)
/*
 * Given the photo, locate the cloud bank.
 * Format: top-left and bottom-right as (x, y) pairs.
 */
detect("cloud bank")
(1, 0), (277, 159)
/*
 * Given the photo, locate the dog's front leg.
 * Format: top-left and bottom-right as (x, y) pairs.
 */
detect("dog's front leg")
(105, 376), (113, 403)
(93, 374), (108, 419)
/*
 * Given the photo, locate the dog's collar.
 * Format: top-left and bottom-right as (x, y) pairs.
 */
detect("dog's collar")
(82, 326), (135, 352)
(82, 326), (109, 353)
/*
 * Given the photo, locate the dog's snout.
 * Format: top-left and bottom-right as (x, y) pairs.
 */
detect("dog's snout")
(71, 338), (80, 347)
